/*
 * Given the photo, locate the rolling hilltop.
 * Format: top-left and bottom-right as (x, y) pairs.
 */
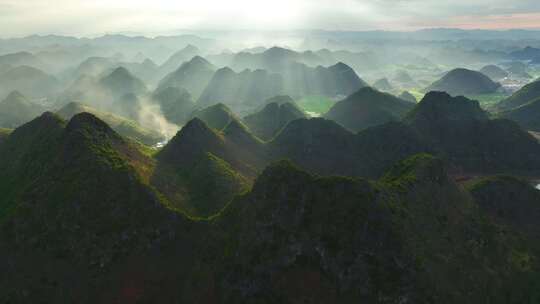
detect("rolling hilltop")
(0, 65), (61, 98)
(426, 68), (501, 96)
(324, 87), (414, 132)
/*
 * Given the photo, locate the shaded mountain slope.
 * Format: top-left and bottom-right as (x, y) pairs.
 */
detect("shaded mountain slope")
(158, 45), (201, 78)
(480, 65), (508, 81)
(496, 79), (540, 111)
(262, 117), (429, 178)
(499, 97), (540, 132)
(231, 46), (321, 71)
(71, 56), (115, 79)
(152, 149), (249, 218)
(156, 118), (228, 170)
(168, 91), (540, 181)
(393, 70), (416, 87)
(0, 128), (11, 146)
(511, 46), (540, 60)
(0, 91), (46, 128)
(377, 155), (534, 303)
(151, 86), (195, 125)
(506, 61), (532, 79)
(98, 66), (147, 100)
(426, 68), (500, 96)
(157, 55), (216, 99)
(156, 117), (264, 178)
(354, 122), (430, 177)
(406, 91), (488, 124)
(213, 155), (536, 303)
(197, 61), (366, 113)
(57, 102), (164, 145)
(399, 91), (417, 103)
(153, 118), (259, 216)
(324, 87), (414, 132)
(373, 78), (393, 92)
(0, 117), (538, 302)
(198, 67), (284, 113)
(268, 118), (360, 176)
(120, 58), (161, 85)
(169, 90), (540, 181)
(468, 175), (540, 242)
(0, 51), (44, 69)
(244, 99), (307, 140)
(279, 61), (368, 99)
(0, 112), (204, 302)
(215, 160), (410, 303)
(406, 91), (540, 174)
(59, 67), (148, 119)
(228, 47), (367, 98)
(0, 65), (60, 98)
(189, 103), (243, 130)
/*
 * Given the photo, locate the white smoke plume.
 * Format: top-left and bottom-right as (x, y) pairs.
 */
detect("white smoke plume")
(136, 97), (180, 141)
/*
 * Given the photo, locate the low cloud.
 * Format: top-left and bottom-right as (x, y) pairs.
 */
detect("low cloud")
(136, 98), (179, 140)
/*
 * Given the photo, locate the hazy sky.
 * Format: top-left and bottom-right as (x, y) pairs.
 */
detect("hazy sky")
(1, 0), (540, 37)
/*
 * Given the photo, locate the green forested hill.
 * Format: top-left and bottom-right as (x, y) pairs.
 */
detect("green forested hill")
(1, 98), (540, 302)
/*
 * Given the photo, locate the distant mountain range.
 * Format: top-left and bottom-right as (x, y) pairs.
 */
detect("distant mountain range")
(197, 60), (366, 113)
(496, 78), (540, 111)
(0, 91), (46, 128)
(0, 65), (61, 98)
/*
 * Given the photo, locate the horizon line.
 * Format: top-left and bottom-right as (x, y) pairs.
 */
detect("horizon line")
(2, 27), (540, 40)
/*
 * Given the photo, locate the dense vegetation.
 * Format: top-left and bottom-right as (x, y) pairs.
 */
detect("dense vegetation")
(1, 34), (540, 303)
(1, 116), (539, 302)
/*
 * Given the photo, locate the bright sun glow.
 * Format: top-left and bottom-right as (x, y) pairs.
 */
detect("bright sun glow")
(88, 0), (307, 30)
(0, 0), (540, 37)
